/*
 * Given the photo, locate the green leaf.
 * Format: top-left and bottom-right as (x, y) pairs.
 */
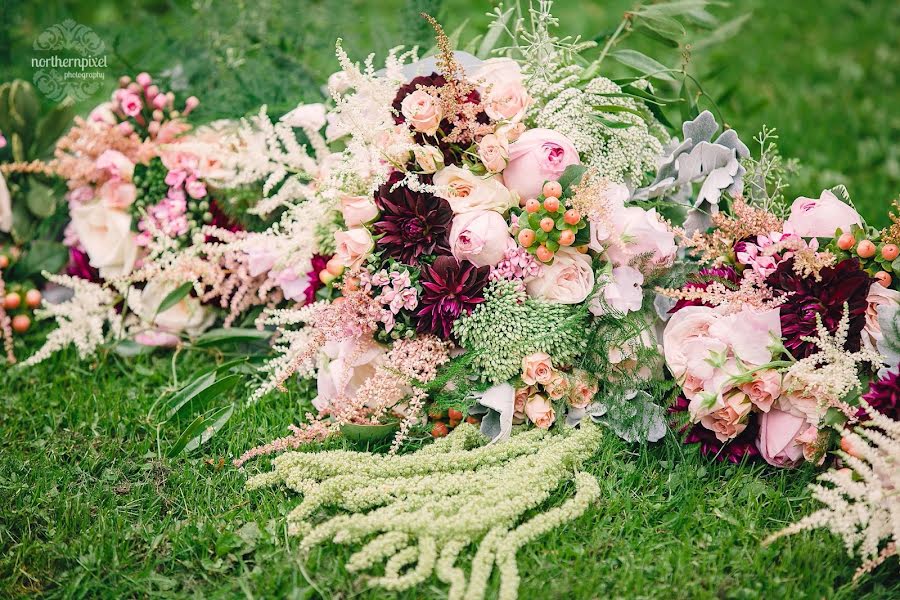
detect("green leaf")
(192, 327), (272, 347)
(634, 14), (686, 42)
(34, 97), (75, 158)
(691, 14), (751, 50)
(477, 7), (514, 59)
(9, 240), (68, 278)
(592, 104), (647, 119)
(609, 49), (676, 82)
(633, 0), (711, 18)
(167, 403), (235, 457)
(593, 115), (635, 129)
(557, 164), (587, 194)
(25, 180), (57, 218)
(112, 339), (154, 358)
(163, 371), (216, 418)
(156, 282), (194, 315)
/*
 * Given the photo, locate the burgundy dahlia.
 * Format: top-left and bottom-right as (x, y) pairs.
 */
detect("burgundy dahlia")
(373, 173), (452, 263)
(304, 254), (330, 305)
(858, 368), (900, 421)
(766, 258), (872, 358)
(416, 256), (489, 339)
(670, 266), (740, 313)
(670, 396), (760, 463)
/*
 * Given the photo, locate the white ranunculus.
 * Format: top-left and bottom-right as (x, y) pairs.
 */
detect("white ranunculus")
(433, 165), (516, 214)
(70, 202), (138, 278)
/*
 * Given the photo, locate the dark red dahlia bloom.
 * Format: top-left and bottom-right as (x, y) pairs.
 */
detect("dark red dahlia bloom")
(858, 368), (900, 421)
(766, 258), (872, 359)
(373, 173), (452, 263)
(66, 246), (100, 282)
(669, 396), (760, 464)
(304, 254), (330, 305)
(416, 256), (489, 339)
(670, 266), (740, 313)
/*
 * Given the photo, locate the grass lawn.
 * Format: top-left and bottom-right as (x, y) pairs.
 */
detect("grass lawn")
(2, 0), (899, 598)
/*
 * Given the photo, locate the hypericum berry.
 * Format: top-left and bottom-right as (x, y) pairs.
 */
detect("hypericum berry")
(536, 245), (554, 262)
(543, 197), (560, 213)
(559, 230), (575, 246)
(3, 292), (20, 310)
(539, 217), (555, 232)
(525, 198), (541, 213)
(11, 314), (30, 334)
(542, 181), (562, 198)
(25, 289), (42, 309)
(875, 271), (892, 287)
(856, 239), (876, 258)
(0, 255), (8, 269)
(837, 232), (856, 250)
(319, 270), (337, 285)
(326, 257), (345, 277)
(564, 209), (581, 225)
(428, 407), (445, 420)
(465, 415), (480, 425)
(431, 422), (449, 438)
(448, 408), (464, 421)
(576, 244), (589, 254)
(518, 228), (536, 247)
(882, 244), (899, 261)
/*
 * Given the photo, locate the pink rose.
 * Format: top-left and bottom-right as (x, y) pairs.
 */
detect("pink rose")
(663, 305), (720, 378)
(471, 58), (532, 123)
(521, 352), (555, 386)
(568, 370), (598, 409)
(861, 282), (900, 352)
(604, 207), (676, 271)
(526, 247), (594, 304)
(313, 337), (388, 412)
(449, 210), (514, 268)
(590, 265), (644, 316)
(524, 393), (556, 429)
(699, 389), (753, 442)
(478, 134), (509, 173)
(778, 375), (826, 424)
(707, 307), (782, 366)
(400, 89), (443, 136)
(503, 128), (580, 200)
(118, 91), (143, 117)
(334, 228), (374, 269)
(95, 150), (135, 181)
(738, 369), (782, 412)
(339, 194), (379, 228)
(785, 190), (863, 238)
(756, 408), (813, 468)
(98, 179), (137, 210)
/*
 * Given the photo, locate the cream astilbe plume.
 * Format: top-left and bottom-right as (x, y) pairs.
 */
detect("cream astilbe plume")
(765, 404), (900, 580)
(247, 422), (603, 600)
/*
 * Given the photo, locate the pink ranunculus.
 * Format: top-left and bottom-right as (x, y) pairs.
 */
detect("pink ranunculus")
(119, 91), (143, 117)
(449, 210), (514, 268)
(313, 337), (388, 412)
(524, 393), (556, 429)
(604, 207), (676, 271)
(707, 306), (782, 366)
(521, 352), (555, 386)
(756, 408), (813, 468)
(861, 282), (900, 352)
(98, 179), (137, 210)
(339, 194), (379, 228)
(400, 89), (443, 136)
(478, 133), (509, 173)
(95, 150), (135, 181)
(738, 368), (782, 412)
(699, 389), (753, 442)
(590, 265), (644, 316)
(526, 247), (594, 304)
(334, 228), (374, 269)
(785, 189), (863, 238)
(503, 128), (580, 200)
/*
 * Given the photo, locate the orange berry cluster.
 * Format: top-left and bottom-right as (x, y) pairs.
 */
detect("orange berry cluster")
(428, 407), (480, 438)
(836, 231), (898, 288)
(515, 180), (587, 263)
(2, 287), (41, 334)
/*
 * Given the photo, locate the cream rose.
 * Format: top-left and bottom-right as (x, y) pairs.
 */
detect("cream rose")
(785, 189), (863, 238)
(470, 58), (532, 123)
(313, 337), (389, 412)
(339, 194), (379, 228)
(70, 202), (138, 278)
(521, 352), (555, 386)
(526, 247), (594, 304)
(413, 145), (444, 173)
(400, 89), (443, 136)
(861, 282), (900, 352)
(503, 128), (580, 200)
(433, 166), (515, 214)
(130, 279), (215, 345)
(449, 210), (514, 268)
(334, 228), (374, 269)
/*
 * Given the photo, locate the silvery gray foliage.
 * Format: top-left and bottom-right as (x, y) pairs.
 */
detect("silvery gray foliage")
(634, 110), (750, 233)
(567, 390), (667, 442)
(377, 51), (484, 82)
(467, 383), (515, 444)
(876, 303), (900, 376)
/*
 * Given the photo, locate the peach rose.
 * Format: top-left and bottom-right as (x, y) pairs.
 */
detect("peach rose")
(524, 393), (556, 429)
(526, 247), (594, 304)
(521, 352), (555, 386)
(413, 145), (444, 173)
(471, 58), (532, 123)
(400, 89), (443, 136)
(756, 408), (813, 468)
(449, 210), (514, 268)
(478, 133), (509, 173)
(339, 194), (379, 228)
(603, 207), (676, 271)
(545, 373), (570, 401)
(861, 282), (900, 352)
(699, 389), (753, 442)
(513, 386), (531, 423)
(785, 189), (863, 238)
(334, 228), (374, 269)
(568, 370), (598, 409)
(433, 166), (515, 214)
(503, 128), (580, 200)
(738, 369), (782, 412)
